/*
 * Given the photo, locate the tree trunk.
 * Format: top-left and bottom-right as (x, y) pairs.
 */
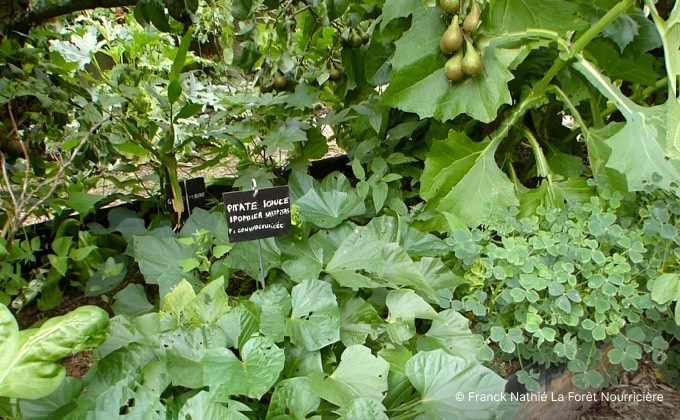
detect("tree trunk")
(2, 0), (137, 37)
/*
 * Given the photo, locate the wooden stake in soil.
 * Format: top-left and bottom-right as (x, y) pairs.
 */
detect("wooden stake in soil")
(252, 179), (265, 289)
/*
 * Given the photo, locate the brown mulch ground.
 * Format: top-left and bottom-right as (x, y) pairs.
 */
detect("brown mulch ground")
(578, 361), (680, 420)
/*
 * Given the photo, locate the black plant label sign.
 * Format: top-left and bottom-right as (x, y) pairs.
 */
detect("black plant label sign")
(165, 177), (206, 216)
(223, 186), (292, 242)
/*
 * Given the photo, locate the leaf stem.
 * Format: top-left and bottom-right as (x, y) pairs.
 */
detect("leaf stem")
(389, 397), (421, 413)
(529, 0), (636, 100)
(490, 0), (635, 149)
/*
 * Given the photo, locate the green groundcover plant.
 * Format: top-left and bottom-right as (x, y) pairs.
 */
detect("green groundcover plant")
(1, 170), (678, 418)
(1, 0), (680, 417)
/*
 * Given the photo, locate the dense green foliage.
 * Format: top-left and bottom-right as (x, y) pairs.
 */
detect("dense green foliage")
(1, 0), (680, 417)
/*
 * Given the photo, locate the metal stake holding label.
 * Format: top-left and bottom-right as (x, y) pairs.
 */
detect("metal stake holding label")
(252, 179), (266, 290)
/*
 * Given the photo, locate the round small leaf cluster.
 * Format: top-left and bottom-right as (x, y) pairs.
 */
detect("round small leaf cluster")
(444, 188), (680, 389)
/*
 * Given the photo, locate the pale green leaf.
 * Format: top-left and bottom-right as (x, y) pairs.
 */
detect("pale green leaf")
(406, 350), (507, 419)
(651, 273), (680, 304)
(161, 280), (196, 322)
(184, 277), (231, 325)
(178, 390), (249, 419)
(266, 377), (320, 420)
(366, 215), (450, 258)
(0, 305), (108, 399)
(386, 289), (438, 321)
(203, 336), (285, 400)
(286, 280), (340, 351)
(216, 302), (260, 350)
(519, 178), (594, 218)
(340, 298), (384, 346)
(326, 225), (385, 275)
(382, 244), (462, 304)
(337, 398), (389, 419)
(251, 284), (292, 342)
(574, 58), (680, 195)
(416, 309), (484, 362)
(309, 345), (389, 407)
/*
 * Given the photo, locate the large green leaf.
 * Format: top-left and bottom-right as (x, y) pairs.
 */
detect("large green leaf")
(337, 398), (389, 419)
(64, 344), (157, 418)
(251, 284), (292, 343)
(381, 7), (517, 123)
(279, 236), (325, 283)
(309, 345), (389, 408)
(286, 280), (340, 351)
(647, 1), (680, 160)
(296, 189), (365, 228)
(180, 208), (231, 245)
(266, 377), (320, 420)
(325, 226), (383, 272)
(226, 238), (281, 280)
(519, 178), (593, 218)
(382, 244), (463, 304)
(262, 122), (308, 155)
(339, 297), (384, 346)
(654, 1), (680, 95)
(188, 281), (231, 325)
(18, 377), (84, 419)
(112, 284), (154, 316)
(421, 132), (519, 227)
(580, 3), (639, 52)
(283, 343), (323, 378)
(216, 302), (260, 350)
(203, 336), (285, 400)
(366, 216), (450, 258)
(381, 0), (420, 29)
(487, 0), (582, 34)
(585, 39), (659, 86)
(416, 309), (484, 362)
(178, 391), (249, 419)
(573, 58), (680, 196)
(387, 289), (438, 322)
(133, 235), (200, 300)
(0, 305), (108, 399)
(406, 350), (507, 419)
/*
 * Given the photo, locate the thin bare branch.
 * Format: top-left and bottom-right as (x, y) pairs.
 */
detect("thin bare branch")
(18, 117), (110, 227)
(6, 102), (30, 204)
